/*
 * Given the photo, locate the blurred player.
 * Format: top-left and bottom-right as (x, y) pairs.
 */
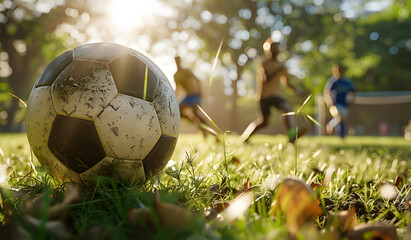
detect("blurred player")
(174, 56), (213, 137)
(241, 39), (306, 143)
(323, 64), (355, 138)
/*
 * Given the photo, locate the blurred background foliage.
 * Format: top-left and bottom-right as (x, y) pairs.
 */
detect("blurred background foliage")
(0, 0), (410, 132)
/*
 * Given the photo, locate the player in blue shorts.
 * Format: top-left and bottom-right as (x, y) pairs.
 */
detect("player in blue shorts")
(174, 56), (214, 137)
(323, 64), (356, 138)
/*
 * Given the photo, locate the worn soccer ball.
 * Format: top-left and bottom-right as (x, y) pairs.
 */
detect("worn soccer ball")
(25, 43), (180, 184)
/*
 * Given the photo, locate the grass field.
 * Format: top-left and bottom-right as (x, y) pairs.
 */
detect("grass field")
(0, 133), (410, 239)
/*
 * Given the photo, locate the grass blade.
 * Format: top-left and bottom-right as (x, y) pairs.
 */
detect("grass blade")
(199, 122), (218, 136)
(143, 66), (148, 101)
(7, 92), (27, 107)
(208, 40), (224, 91)
(296, 94), (311, 114)
(305, 113), (322, 127)
(282, 112), (296, 116)
(196, 104), (222, 134)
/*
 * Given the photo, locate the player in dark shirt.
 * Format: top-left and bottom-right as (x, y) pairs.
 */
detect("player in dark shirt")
(241, 39), (306, 143)
(323, 64), (355, 138)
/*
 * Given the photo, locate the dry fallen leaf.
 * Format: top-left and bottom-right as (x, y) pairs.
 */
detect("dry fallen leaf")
(346, 222), (397, 240)
(128, 207), (154, 229)
(129, 190), (193, 230)
(218, 188), (254, 224)
(24, 215), (72, 240)
(328, 206), (359, 233)
(1, 184), (83, 240)
(22, 184), (82, 221)
(48, 184), (82, 220)
(271, 177), (323, 235)
(153, 190), (194, 229)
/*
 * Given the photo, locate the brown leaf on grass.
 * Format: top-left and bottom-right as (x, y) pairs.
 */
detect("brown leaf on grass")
(328, 207), (359, 233)
(218, 188), (254, 223)
(24, 215), (72, 240)
(129, 190), (194, 230)
(48, 184), (82, 220)
(271, 177), (323, 235)
(128, 207), (154, 229)
(22, 184), (82, 220)
(212, 178), (254, 223)
(0, 185), (81, 239)
(153, 190), (194, 229)
(346, 222), (396, 240)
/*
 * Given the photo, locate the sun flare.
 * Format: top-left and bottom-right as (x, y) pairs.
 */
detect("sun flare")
(107, 0), (158, 31)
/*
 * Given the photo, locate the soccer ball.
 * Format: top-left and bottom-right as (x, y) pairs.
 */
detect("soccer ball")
(25, 43), (180, 184)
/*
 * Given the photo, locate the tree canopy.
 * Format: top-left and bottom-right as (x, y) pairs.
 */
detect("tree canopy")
(0, 0), (93, 131)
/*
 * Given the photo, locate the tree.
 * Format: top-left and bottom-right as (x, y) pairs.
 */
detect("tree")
(352, 4), (411, 91)
(0, 0), (92, 132)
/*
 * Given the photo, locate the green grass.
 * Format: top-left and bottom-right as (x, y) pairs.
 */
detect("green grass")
(0, 133), (410, 239)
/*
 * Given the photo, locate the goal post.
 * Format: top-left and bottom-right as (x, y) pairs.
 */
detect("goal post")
(315, 91), (411, 136)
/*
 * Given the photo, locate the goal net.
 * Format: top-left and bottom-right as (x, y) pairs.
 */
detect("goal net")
(315, 91), (411, 136)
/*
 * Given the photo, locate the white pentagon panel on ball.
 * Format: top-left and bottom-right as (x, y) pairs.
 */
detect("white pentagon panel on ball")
(25, 86), (56, 148)
(73, 42), (130, 62)
(153, 77), (180, 137)
(94, 94), (161, 160)
(80, 157), (146, 184)
(32, 146), (82, 184)
(51, 61), (118, 120)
